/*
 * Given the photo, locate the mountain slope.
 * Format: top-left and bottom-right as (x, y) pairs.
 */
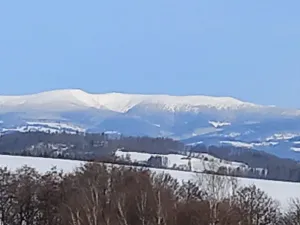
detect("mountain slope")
(1, 89), (300, 160)
(0, 89), (264, 112)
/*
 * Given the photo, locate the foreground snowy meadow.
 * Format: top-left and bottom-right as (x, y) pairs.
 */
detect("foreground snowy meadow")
(1, 154), (299, 210)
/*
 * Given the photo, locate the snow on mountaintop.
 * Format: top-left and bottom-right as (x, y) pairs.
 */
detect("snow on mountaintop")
(0, 89), (262, 113)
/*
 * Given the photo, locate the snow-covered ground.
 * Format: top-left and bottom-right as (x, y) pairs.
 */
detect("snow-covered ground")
(0, 154), (298, 210)
(114, 149), (252, 173)
(220, 140), (279, 149)
(0, 155), (84, 173)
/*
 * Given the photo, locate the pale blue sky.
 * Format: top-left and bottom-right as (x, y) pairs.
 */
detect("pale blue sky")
(0, 1), (299, 107)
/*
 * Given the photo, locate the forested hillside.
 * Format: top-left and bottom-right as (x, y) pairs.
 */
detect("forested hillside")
(1, 132), (300, 182)
(190, 145), (300, 182)
(0, 132), (183, 159)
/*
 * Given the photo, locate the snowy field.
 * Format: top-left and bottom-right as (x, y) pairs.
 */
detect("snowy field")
(0, 155), (299, 210)
(115, 149), (250, 172)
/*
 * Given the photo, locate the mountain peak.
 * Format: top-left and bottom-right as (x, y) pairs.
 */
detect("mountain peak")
(0, 89), (263, 113)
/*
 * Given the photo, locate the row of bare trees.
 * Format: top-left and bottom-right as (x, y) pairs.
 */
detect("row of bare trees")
(0, 163), (299, 225)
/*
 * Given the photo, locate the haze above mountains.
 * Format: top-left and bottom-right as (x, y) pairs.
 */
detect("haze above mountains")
(1, 89), (300, 160)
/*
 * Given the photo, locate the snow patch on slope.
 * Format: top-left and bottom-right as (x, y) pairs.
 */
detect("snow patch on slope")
(186, 141), (204, 146)
(221, 141), (254, 149)
(266, 133), (300, 141)
(209, 121), (231, 128)
(291, 147), (300, 152)
(225, 132), (241, 138)
(1, 121), (85, 134)
(221, 141), (279, 149)
(26, 121), (85, 132)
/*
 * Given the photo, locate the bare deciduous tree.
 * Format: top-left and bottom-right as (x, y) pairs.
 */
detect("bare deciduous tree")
(233, 185), (281, 225)
(197, 161), (239, 225)
(0, 167), (15, 225)
(36, 167), (64, 225)
(0, 162), (289, 225)
(281, 198), (300, 225)
(14, 166), (41, 225)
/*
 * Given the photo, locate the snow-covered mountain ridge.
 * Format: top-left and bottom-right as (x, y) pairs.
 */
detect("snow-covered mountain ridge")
(0, 89), (266, 113)
(2, 89), (300, 160)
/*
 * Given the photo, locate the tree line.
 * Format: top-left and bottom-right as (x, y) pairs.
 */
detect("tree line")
(0, 162), (299, 225)
(3, 131), (300, 183)
(191, 144), (300, 182)
(0, 131), (183, 159)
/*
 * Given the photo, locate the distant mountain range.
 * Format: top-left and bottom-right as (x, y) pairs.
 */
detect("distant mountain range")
(1, 89), (300, 160)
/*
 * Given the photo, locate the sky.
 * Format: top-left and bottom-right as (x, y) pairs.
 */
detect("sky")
(0, 1), (299, 108)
